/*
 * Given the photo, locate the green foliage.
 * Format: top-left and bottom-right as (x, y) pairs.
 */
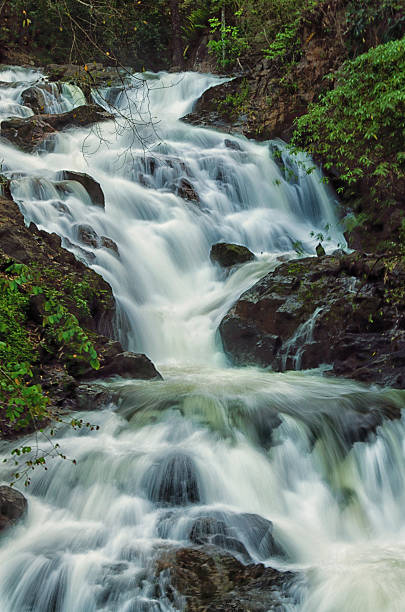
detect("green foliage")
(0, 0), (171, 69)
(292, 37), (405, 195)
(263, 18), (301, 63)
(345, 0), (405, 54)
(208, 16), (249, 69)
(0, 263), (100, 434)
(217, 78), (250, 118)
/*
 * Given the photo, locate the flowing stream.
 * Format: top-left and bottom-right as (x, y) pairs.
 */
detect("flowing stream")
(1, 67), (405, 611)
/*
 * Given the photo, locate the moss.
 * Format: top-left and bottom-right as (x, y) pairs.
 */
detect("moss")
(0, 288), (34, 364)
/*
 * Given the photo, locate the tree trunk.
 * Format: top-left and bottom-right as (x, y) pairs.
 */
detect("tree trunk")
(169, 0), (184, 69)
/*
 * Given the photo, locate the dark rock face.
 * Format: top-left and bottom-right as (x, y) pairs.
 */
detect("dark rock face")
(74, 224), (118, 255)
(59, 171), (105, 208)
(69, 333), (162, 381)
(156, 547), (296, 611)
(219, 252), (405, 388)
(176, 178), (199, 202)
(188, 511), (284, 561)
(21, 85), (50, 114)
(210, 243), (255, 268)
(143, 453), (200, 506)
(1, 104), (113, 152)
(0, 486), (27, 532)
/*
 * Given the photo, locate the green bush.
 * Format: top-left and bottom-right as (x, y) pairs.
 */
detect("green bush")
(292, 37), (405, 195)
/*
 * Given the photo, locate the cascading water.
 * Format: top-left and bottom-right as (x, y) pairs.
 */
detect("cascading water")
(1, 67), (405, 612)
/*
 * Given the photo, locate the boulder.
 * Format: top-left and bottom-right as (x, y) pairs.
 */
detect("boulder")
(176, 178), (199, 202)
(59, 171), (105, 208)
(0, 486), (27, 532)
(210, 242), (255, 268)
(155, 547), (296, 611)
(77, 224), (99, 248)
(224, 138), (242, 151)
(1, 104), (113, 152)
(69, 335), (162, 380)
(219, 252), (405, 388)
(73, 225), (118, 255)
(20, 83), (64, 114)
(143, 452), (200, 506)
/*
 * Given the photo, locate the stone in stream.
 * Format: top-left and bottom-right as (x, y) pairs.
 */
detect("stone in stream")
(58, 170), (105, 208)
(75, 224), (119, 255)
(155, 546), (296, 611)
(0, 486), (28, 532)
(0, 104), (113, 152)
(20, 83), (64, 114)
(143, 452), (200, 506)
(176, 178), (199, 202)
(189, 510), (285, 561)
(210, 242), (255, 268)
(224, 138), (242, 151)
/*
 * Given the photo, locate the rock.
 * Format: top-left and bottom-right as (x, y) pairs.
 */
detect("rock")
(27, 293), (47, 324)
(100, 236), (119, 255)
(77, 224), (99, 248)
(58, 170), (105, 208)
(1, 104), (113, 152)
(219, 252), (405, 388)
(20, 83), (63, 114)
(0, 193), (115, 332)
(143, 452), (200, 506)
(316, 242), (326, 257)
(70, 340), (162, 381)
(155, 547), (296, 611)
(95, 351), (162, 380)
(176, 178), (199, 202)
(75, 383), (116, 410)
(0, 486), (27, 532)
(210, 243), (255, 268)
(45, 64), (128, 87)
(220, 315), (281, 367)
(224, 138), (242, 151)
(73, 224), (118, 255)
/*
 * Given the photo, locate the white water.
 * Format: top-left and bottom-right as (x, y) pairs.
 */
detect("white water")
(1, 67), (405, 611)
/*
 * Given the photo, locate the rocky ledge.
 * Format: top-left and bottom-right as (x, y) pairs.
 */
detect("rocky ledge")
(0, 486), (27, 532)
(219, 251), (405, 388)
(156, 546), (296, 611)
(0, 104), (113, 152)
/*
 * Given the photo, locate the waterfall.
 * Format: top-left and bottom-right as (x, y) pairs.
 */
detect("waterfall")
(0, 66), (405, 612)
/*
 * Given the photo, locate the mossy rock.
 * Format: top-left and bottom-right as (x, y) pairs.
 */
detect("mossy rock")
(210, 243), (255, 268)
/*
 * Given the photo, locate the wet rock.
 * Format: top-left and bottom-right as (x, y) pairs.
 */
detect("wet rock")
(224, 138), (242, 151)
(210, 243), (255, 268)
(77, 224), (99, 248)
(0, 486), (27, 532)
(75, 225), (118, 255)
(219, 252), (405, 388)
(220, 315), (280, 367)
(51, 200), (72, 218)
(1, 105), (113, 152)
(100, 236), (119, 255)
(75, 346), (162, 381)
(155, 547), (296, 611)
(58, 170), (105, 208)
(45, 63), (128, 87)
(143, 453), (200, 506)
(75, 383), (117, 410)
(20, 83), (61, 114)
(176, 178), (199, 202)
(189, 516), (249, 560)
